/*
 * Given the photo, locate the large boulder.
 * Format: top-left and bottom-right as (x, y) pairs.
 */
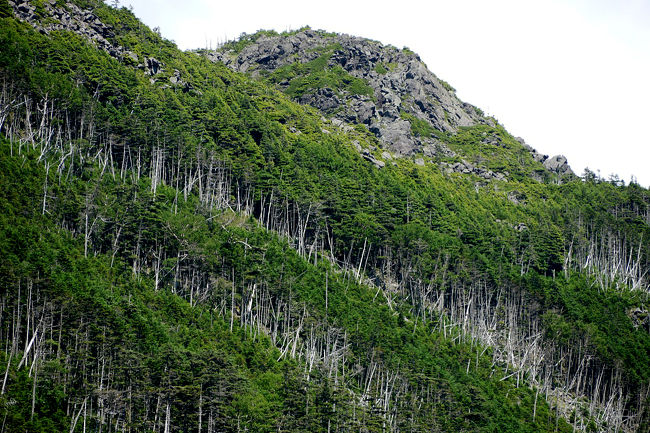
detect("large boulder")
(543, 155), (574, 176)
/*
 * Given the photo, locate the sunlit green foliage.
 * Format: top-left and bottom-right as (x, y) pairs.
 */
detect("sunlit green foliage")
(264, 43), (374, 99)
(0, 1), (649, 431)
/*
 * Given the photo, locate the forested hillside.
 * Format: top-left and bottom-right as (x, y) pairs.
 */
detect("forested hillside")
(1, 1), (649, 432)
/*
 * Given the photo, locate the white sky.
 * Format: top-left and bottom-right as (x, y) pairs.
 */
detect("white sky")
(122, 0), (650, 187)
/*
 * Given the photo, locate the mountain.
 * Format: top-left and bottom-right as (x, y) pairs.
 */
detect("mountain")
(1, 1), (649, 432)
(210, 29), (481, 153)
(208, 28), (574, 180)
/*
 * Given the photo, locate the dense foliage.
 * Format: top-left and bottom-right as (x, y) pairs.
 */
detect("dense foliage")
(1, 1), (649, 432)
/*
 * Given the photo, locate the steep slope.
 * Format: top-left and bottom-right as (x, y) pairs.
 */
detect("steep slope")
(210, 29), (480, 154)
(1, 1), (649, 433)
(209, 28), (573, 180)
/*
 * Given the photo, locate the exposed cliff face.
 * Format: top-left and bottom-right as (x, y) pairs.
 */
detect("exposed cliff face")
(209, 29), (487, 157)
(209, 29), (574, 180)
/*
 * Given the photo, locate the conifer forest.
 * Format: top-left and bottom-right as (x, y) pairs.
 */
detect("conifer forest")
(0, 1), (649, 431)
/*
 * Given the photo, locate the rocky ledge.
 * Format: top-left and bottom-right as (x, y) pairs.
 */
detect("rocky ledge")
(209, 29), (573, 180)
(208, 29), (489, 157)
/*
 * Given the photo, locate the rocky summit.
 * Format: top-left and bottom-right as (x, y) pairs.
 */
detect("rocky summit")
(209, 29), (485, 156)
(208, 29), (573, 178)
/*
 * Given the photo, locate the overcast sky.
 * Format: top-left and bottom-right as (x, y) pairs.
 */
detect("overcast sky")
(122, 0), (650, 187)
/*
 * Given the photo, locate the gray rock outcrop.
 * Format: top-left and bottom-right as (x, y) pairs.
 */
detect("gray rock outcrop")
(7, 0), (195, 89)
(515, 137), (574, 178)
(543, 154), (574, 176)
(9, 0), (124, 58)
(440, 160), (507, 181)
(208, 30), (491, 157)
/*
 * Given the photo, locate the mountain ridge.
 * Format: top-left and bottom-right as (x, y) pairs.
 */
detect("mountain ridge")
(208, 27), (574, 180)
(7, 0), (575, 181)
(1, 1), (649, 432)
